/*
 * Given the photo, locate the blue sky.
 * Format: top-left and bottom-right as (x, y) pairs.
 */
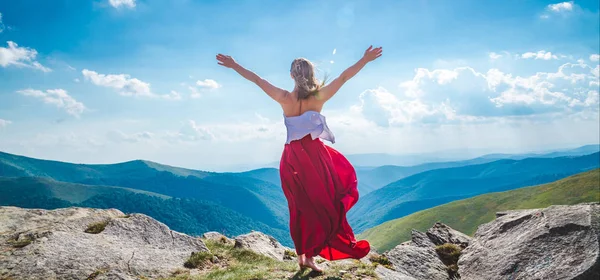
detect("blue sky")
(0, 0), (599, 171)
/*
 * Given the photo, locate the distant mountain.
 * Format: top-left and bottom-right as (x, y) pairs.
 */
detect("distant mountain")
(0, 151), (289, 235)
(480, 144), (600, 160)
(0, 176), (290, 244)
(348, 152), (600, 232)
(358, 169), (600, 252)
(353, 144), (600, 195)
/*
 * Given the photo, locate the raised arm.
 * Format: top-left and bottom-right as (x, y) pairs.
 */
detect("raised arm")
(216, 54), (290, 104)
(318, 46), (383, 102)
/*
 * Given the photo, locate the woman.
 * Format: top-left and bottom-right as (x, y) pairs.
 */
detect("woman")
(216, 45), (383, 272)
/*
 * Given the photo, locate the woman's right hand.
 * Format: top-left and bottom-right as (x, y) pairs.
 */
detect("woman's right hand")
(362, 46), (383, 62)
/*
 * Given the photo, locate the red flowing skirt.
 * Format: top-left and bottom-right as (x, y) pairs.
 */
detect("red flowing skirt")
(279, 135), (370, 260)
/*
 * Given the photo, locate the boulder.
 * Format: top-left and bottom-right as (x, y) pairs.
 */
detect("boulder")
(426, 222), (472, 249)
(411, 229), (437, 248)
(0, 206), (208, 280)
(384, 244), (449, 280)
(234, 231), (293, 261)
(459, 203), (600, 280)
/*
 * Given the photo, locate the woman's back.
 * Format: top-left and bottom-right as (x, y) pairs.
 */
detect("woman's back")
(281, 92), (324, 118)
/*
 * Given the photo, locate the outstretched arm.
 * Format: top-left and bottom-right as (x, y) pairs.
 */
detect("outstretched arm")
(216, 54), (289, 104)
(318, 46), (383, 102)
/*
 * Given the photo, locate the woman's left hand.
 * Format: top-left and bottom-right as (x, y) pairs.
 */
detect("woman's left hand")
(216, 54), (237, 68)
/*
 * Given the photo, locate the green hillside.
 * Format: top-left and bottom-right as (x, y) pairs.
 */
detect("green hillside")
(359, 169), (600, 252)
(349, 152), (600, 232)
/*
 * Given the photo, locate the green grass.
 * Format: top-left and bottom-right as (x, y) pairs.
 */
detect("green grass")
(162, 240), (379, 280)
(359, 169), (600, 252)
(85, 220), (109, 234)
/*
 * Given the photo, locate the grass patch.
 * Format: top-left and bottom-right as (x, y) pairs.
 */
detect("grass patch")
(85, 269), (107, 280)
(161, 239), (378, 280)
(284, 249), (297, 260)
(369, 254), (392, 269)
(359, 169), (600, 252)
(85, 220), (109, 234)
(435, 243), (462, 279)
(184, 251), (215, 269)
(7, 236), (32, 248)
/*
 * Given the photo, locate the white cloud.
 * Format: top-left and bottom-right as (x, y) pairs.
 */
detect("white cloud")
(175, 120), (216, 141)
(590, 54), (600, 62)
(107, 130), (153, 143)
(333, 48), (337, 55)
(0, 41), (51, 72)
(354, 59), (599, 127)
(521, 50), (558, 60)
(489, 52), (503, 61)
(0, 119), (11, 128)
(187, 79), (221, 98)
(108, 0), (136, 9)
(17, 89), (86, 117)
(82, 69), (153, 97)
(83, 69), (183, 100)
(162, 90), (182, 100)
(196, 79), (221, 90)
(547, 1), (574, 12)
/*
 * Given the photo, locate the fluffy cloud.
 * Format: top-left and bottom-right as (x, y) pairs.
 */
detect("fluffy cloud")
(521, 50), (558, 60)
(0, 41), (51, 72)
(170, 114), (284, 143)
(354, 59), (599, 127)
(196, 79), (221, 89)
(489, 52), (503, 61)
(590, 54), (600, 62)
(188, 79), (221, 98)
(547, 1), (574, 12)
(82, 69), (182, 100)
(17, 89), (86, 117)
(175, 120), (216, 141)
(82, 69), (153, 97)
(0, 119), (11, 127)
(162, 90), (182, 100)
(108, 0), (136, 9)
(107, 130), (153, 143)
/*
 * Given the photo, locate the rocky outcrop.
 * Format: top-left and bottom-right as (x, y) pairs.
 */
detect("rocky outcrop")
(377, 222), (467, 280)
(459, 203), (600, 280)
(0, 206), (208, 280)
(201, 231), (234, 245)
(425, 222), (472, 249)
(2, 203), (598, 280)
(385, 244), (449, 280)
(234, 231), (294, 261)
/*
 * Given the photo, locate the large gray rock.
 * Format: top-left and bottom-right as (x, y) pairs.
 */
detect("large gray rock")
(411, 229), (437, 248)
(234, 231), (293, 261)
(459, 203), (600, 280)
(374, 265), (418, 280)
(426, 222), (472, 249)
(384, 244), (449, 280)
(0, 206), (208, 280)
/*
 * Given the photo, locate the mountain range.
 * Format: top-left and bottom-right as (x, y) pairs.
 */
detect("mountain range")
(358, 168), (600, 252)
(348, 151), (600, 232)
(1, 144), (599, 248)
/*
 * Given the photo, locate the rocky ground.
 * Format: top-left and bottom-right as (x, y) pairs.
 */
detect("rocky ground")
(1, 202), (598, 279)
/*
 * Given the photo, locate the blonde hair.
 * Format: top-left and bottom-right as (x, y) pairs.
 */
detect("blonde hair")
(290, 58), (325, 100)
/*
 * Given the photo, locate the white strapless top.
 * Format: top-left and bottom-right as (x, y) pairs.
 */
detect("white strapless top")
(283, 110), (335, 144)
